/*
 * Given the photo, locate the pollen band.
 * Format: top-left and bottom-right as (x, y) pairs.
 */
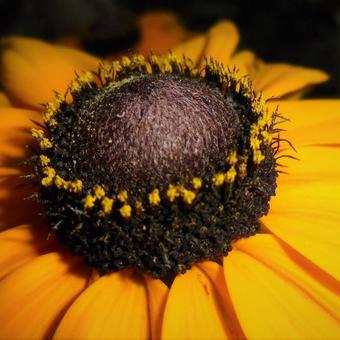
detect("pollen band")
(32, 53), (278, 278)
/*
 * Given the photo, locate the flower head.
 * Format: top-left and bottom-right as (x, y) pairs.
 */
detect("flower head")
(0, 21), (339, 339)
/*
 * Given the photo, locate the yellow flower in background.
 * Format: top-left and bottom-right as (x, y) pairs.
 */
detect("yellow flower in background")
(0, 20), (339, 340)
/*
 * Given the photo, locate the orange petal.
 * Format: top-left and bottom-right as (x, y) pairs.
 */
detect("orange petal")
(143, 274), (169, 339)
(264, 181), (340, 281)
(252, 63), (329, 99)
(198, 261), (245, 339)
(269, 99), (340, 146)
(1, 36), (100, 109)
(277, 146), (340, 186)
(229, 49), (256, 77)
(0, 107), (44, 229)
(54, 270), (149, 339)
(0, 252), (89, 339)
(223, 249), (340, 339)
(200, 21), (240, 67)
(136, 11), (192, 56)
(162, 266), (229, 339)
(0, 92), (11, 107)
(0, 224), (54, 279)
(173, 35), (206, 64)
(0, 107), (42, 160)
(235, 234), (340, 321)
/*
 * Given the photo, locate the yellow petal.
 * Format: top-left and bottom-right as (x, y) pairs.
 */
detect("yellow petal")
(1, 36), (100, 109)
(200, 21), (239, 67)
(0, 252), (89, 339)
(198, 261), (245, 339)
(0, 107), (42, 159)
(173, 35), (206, 64)
(277, 146), (340, 186)
(224, 249), (340, 339)
(252, 63), (329, 99)
(264, 181), (340, 281)
(144, 274), (169, 340)
(162, 266), (229, 339)
(269, 99), (340, 146)
(0, 108), (44, 229)
(0, 92), (11, 107)
(229, 49), (256, 77)
(136, 11), (193, 56)
(0, 224), (53, 279)
(54, 270), (149, 340)
(235, 234), (340, 321)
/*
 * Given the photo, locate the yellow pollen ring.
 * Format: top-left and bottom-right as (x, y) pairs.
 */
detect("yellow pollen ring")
(181, 188), (196, 205)
(93, 185), (105, 200)
(192, 177), (202, 190)
(166, 185), (180, 202)
(120, 204), (132, 218)
(101, 197), (114, 214)
(83, 195), (96, 209)
(117, 190), (128, 203)
(149, 189), (161, 206)
(212, 173), (225, 186)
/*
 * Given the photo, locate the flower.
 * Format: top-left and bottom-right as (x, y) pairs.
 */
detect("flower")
(0, 20), (339, 339)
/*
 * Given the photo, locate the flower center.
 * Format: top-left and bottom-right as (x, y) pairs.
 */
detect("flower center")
(32, 54), (278, 279)
(66, 74), (241, 197)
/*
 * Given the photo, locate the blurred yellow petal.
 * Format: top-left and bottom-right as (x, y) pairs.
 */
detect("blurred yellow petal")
(0, 224), (53, 279)
(269, 100), (340, 146)
(235, 234), (340, 321)
(252, 63), (329, 99)
(173, 35), (206, 64)
(0, 92), (11, 107)
(229, 49), (256, 77)
(162, 266), (229, 339)
(1, 37), (100, 109)
(224, 250), (340, 339)
(264, 181), (340, 281)
(144, 274), (169, 340)
(0, 252), (89, 339)
(54, 270), (149, 340)
(200, 21), (239, 67)
(0, 107), (42, 159)
(136, 11), (193, 56)
(0, 108), (44, 229)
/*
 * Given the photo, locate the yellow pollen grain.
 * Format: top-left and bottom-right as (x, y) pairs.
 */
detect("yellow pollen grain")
(101, 197), (114, 214)
(167, 185), (180, 202)
(181, 189), (196, 205)
(253, 150), (265, 164)
(117, 190), (128, 203)
(39, 155), (50, 166)
(83, 195), (96, 209)
(212, 173), (225, 186)
(54, 175), (66, 189)
(41, 166), (56, 187)
(93, 185), (105, 199)
(227, 151), (238, 165)
(225, 167), (237, 183)
(149, 189), (161, 206)
(192, 177), (202, 190)
(68, 179), (83, 193)
(121, 56), (131, 67)
(120, 204), (132, 218)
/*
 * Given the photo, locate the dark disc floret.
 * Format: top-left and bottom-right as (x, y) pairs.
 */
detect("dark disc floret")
(31, 54), (278, 279)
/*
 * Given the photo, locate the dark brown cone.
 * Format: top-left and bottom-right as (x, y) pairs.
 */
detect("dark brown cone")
(74, 74), (241, 196)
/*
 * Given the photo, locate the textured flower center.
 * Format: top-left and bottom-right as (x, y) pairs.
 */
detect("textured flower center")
(68, 74), (240, 197)
(32, 54), (278, 279)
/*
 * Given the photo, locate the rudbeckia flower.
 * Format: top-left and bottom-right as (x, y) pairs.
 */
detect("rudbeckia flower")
(0, 21), (339, 340)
